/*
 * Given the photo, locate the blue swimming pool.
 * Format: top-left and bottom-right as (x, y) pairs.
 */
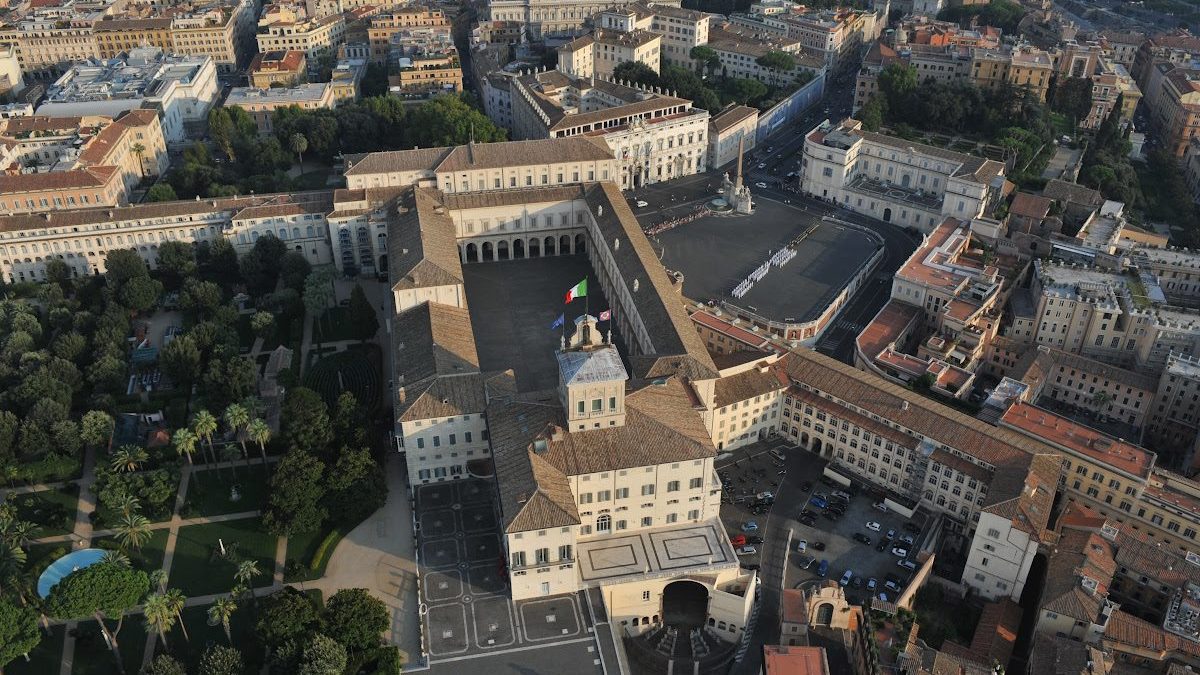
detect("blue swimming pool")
(37, 548), (105, 598)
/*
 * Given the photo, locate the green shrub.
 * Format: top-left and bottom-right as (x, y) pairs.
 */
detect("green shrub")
(309, 527), (344, 572)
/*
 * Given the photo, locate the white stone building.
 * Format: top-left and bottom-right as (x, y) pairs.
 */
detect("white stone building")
(799, 119), (1007, 233)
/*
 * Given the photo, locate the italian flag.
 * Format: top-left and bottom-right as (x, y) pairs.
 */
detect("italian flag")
(565, 279), (587, 303)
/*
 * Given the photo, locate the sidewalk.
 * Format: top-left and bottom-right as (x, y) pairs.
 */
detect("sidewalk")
(296, 456), (421, 665)
(59, 445), (99, 675)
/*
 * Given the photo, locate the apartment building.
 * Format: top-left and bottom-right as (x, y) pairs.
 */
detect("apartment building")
(35, 48), (219, 146)
(248, 50), (308, 88)
(0, 191), (335, 283)
(1148, 352), (1200, 471)
(225, 83), (337, 134)
(0, 44), (22, 98)
(857, 219), (1008, 394)
(1146, 64), (1200, 158)
(0, 1), (102, 73)
(799, 119), (1007, 233)
(1133, 29), (1200, 91)
(707, 104), (758, 169)
(969, 45), (1054, 102)
(93, 18), (174, 59)
(640, 3), (712, 69)
(486, 0), (679, 39)
(1085, 59), (1142, 130)
(728, 5), (879, 75)
(0, 168), (125, 217)
(366, 8), (451, 65)
(509, 72), (709, 189)
(256, 4), (347, 60)
(854, 42), (973, 112)
(557, 29), (662, 80)
(706, 24), (823, 86)
(166, 0), (258, 73)
(1004, 345), (1157, 431)
(1033, 525), (1119, 642)
(1098, 30), (1145, 69)
(392, 54), (462, 94)
(1131, 247), (1200, 309)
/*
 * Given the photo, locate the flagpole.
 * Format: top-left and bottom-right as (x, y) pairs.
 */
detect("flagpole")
(585, 275), (590, 318)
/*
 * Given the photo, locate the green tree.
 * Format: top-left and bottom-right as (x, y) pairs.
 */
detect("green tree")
(180, 278), (223, 319)
(143, 655), (187, 675)
(104, 249), (150, 286)
(279, 251), (311, 292)
(322, 588), (388, 652)
(192, 409), (219, 468)
(109, 445), (148, 473)
(281, 388), (332, 454)
(44, 259), (72, 286)
(46, 563), (149, 675)
(142, 592), (175, 650)
(856, 94), (886, 131)
(406, 95), (506, 147)
(224, 403), (251, 465)
(198, 645), (245, 675)
(264, 450), (326, 535)
(80, 410), (114, 450)
(239, 235), (288, 294)
(361, 63), (389, 97)
(721, 77), (768, 105)
(290, 132), (309, 168)
(118, 276), (163, 312)
(246, 418), (271, 468)
(298, 633), (347, 675)
(250, 311), (275, 341)
(114, 512), (152, 552)
(208, 108), (237, 161)
(689, 45), (719, 74)
(255, 586), (320, 648)
(613, 60), (659, 87)
(160, 335), (202, 389)
(303, 267), (335, 350)
(755, 50), (795, 87)
(324, 447), (386, 526)
(207, 596), (238, 643)
(348, 283), (379, 343)
(1052, 76), (1093, 123)
(144, 183), (178, 202)
(52, 331), (87, 363)
(0, 599), (40, 673)
(173, 427), (198, 466)
(234, 559), (262, 602)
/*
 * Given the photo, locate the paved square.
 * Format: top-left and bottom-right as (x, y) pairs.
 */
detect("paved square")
(464, 533), (500, 563)
(462, 256), (616, 392)
(427, 604), (469, 656)
(420, 509), (458, 538)
(458, 480), (492, 504)
(424, 570), (464, 603)
(466, 563), (508, 595)
(651, 200), (880, 322)
(461, 505), (497, 533)
(471, 597), (516, 648)
(422, 539), (460, 569)
(421, 484), (455, 508)
(519, 596), (582, 641)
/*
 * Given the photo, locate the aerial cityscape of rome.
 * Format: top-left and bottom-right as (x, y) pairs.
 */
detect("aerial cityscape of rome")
(7, 0), (1200, 673)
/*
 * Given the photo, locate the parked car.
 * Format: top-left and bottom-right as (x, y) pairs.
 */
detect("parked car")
(817, 560), (830, 577)
(756, 491), (775, 501)
(900, 534), (915, 546)
(635, 200), (649, 208)
(809, 496), (828, 509)
(897, 559), (917, 571)
(742, 521), (759, 532)
(832, 490), (851, 501)
(873, 502), (889, 513)
(796, 539), (808, 554)
(810, 541), (826, 551)
(747, 536), (764, 545)
(865, 521), (881, 532)
(867, 578), (877, 592)
(884, 579), (901, 592)
(799, 515), (817, 526)
(891, 547), (908, 558)
(839, 569), (854, 587)
(885, 529), (896, 541)
(852, 533), (872, 545)
(730, 535), (747, 547)
(795, 555), (815, 569)
(736, 546), (757, 556)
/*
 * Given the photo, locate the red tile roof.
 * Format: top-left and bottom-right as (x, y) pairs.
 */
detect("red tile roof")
(1000, 403), (1154, 479)
(856, 300), (920, 361)
(763, 645), (829, 675)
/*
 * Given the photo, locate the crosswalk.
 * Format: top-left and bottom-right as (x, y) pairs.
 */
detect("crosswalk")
(815, 319), (862, 351)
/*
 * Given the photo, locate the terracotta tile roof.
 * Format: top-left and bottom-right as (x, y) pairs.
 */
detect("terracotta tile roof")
(1042, 179), (1103, 207)
(344, 146), (450, 176)
(1029, 633), (1110, 675)
(114, 108), (159, 128)
(961, 598), (1021, 668)
(712, 349), (775, 370)
(1040, 528), (1117, 623)
(856, 300), (921, 361)
(690, 310), (771, 351)
(388, 187), (463, 291)
(1009, 191), (1052, 220)
(1, 115), (83, 135)
(489, 376), (715, 532)
(249, 49), (306, 73)
(0, 166), (119, 193)
(1114, 524), (1200, 589)
(777, 349), (1043, 469)
(762, 645), (829, 675)
(780, 588), (809, 625)
(76, 122), (129, 166)
(1102, 608), (1200, 660)
(713, 361), (787, 408)
(1000, 403), (1154, 479)
(710, 105), (758, 134)
(981, 452), (1059, 540)
(439, 137), (613, 172)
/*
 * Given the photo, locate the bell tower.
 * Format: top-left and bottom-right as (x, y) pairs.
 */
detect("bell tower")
(557, 315), (628, 432)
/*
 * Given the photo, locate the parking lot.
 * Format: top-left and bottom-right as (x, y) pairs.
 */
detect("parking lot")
(714, 440), (927, 607)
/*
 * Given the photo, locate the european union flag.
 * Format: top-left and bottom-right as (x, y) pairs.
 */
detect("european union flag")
(550, 313), (565, 330)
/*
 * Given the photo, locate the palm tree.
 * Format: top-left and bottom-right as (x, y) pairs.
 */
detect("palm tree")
(130, 143), (146, 178)
(246, 418), (271, 471)
(99, 550), (131, 568)
(109, 445), (148, 473)
(192, 409), (219, 466)
(222, 445), (242, 479)
(234, 560), (262, 603)
(114, 512), (152, 552)
(0, 539), (28, 600)
(164, 588), (189, 642)
(142, 593), (174, 650)
(173, 428), (198, 466)
(112, 494), (141, 519)
(207, 596), (237, 643)
(224, 403), (251, 467)
(149, 569), (167, 593)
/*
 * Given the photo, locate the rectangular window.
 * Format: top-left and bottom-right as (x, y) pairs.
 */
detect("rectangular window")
(609, 396), (617, 410)
(642, 516), (653, 527)
(689, 477), (703, 489)
(616, 487), (629, 499)
(667, 481), (680, 492)
(535, 548), (549, 564)
(559, 544), (573, 560)
(511, 551), (526, 567)
(642, 484), (655, 496)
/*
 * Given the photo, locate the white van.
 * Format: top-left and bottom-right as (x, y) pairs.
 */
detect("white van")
(769, 449), (786, 462)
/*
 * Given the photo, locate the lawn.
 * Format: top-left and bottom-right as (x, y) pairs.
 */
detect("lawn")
(70, 619), (146, 675)
(170, 518), (277, 597)
(152, 600), (264, 673)
(282, 524), (331, 582)
(8, 625), (65, 675)
(92, 528), (170, 574)
(8, 485), (79, 537)
(27, 542), (71, 577)
(303, 344), (382, 410)
(185, 468), (269, 517)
